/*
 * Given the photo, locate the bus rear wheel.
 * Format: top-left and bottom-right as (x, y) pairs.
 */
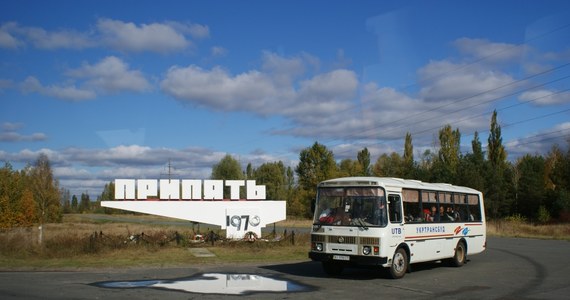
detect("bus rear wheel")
(449, 241), (466, 267)
(322, 261), (344, 276)
(389, 248), (408, 279)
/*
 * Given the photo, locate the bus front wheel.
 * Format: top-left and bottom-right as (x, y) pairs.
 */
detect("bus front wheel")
(389, 248), (408, 279)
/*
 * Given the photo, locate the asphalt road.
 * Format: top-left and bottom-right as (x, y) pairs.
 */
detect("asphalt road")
(1, 237), (569, 299)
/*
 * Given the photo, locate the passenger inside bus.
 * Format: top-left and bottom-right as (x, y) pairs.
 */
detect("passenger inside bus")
(318, 207), (336, 224)
(423, 208), (432, 222)
(443, 206), (456, 221)
(372, 200), (387, 226)
(431, 206), (440, 222)
(318, 204), (352, 225)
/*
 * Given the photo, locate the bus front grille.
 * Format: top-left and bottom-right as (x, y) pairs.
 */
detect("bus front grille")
(311, 234), (325, 242)
(359, 237), (380, 245)
(327, 235), (357, 244)
(315, 235), (379, 245)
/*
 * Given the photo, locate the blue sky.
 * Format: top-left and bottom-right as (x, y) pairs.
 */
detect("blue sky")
(1, 0), (569, 197)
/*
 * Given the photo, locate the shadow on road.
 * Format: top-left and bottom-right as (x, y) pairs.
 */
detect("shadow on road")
(260, 259), (468, 280)
(260, 260), (390, 280)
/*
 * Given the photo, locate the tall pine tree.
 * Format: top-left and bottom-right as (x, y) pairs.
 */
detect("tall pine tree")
(486, 110), (510, 218)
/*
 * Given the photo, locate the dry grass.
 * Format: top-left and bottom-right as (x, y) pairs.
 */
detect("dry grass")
(487, 220), (570, 240)
(0, 214), (311, 270)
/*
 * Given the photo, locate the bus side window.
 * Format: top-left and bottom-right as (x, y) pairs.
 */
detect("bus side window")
(467, 194), (481, 221)
(421, 191), (437, 223)
(388, 195), (402, 223)
(402, 189), (420, 222)
(458, 194), (470, 221)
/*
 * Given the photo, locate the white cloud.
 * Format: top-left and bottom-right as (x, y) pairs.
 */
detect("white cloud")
(519, 89), (570, 106)
(418, 60), (516, 104)
(54, 167), (93, 180)
(0, 148), (61, 165)
(261, 51), (307, 85)
(21, 76), (96, 101)
(453, 38), (525, 63)
(298, 69), (357, 102)
(1, 122), (23, 131)
(160, 47), (518, 144)
(20, 57), (151, 100)
(44, 84), (96, 101)
(162, 50), (502, 142)
(97, 18), (198, 53)
(22, 26), (93, 50)
(160, 52), (357, 123)
(60, 145), (228, 169)
(281, 69), (357, 122)
(285, 84), (424, 140)
(0, 122), (47, 142)
(0, 22), (92, 50)
(0, 132), (46, 142)
(1, 19), (208, 53)
(67, 56), (151, 93)
(0, 145), (294, 197)
(0, 22), (22, 49)
(505, 122), (570, 158)
(167, 21), (210, 39)
(211, 46), (227, 57)
(187, 24), (210, 39)
(160, 65), (280, 112)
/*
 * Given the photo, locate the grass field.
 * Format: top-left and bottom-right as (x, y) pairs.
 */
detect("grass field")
(486, 219), (570, 240)
(0, 214), (312, 270)
(1, 214), (568, 270)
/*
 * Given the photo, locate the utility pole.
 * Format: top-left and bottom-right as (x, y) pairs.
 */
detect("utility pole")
(161, 159), (175, 182)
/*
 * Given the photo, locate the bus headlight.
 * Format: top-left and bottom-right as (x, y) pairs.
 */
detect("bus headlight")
(316, 243), (323, 251)
(363, 246), (371, 255)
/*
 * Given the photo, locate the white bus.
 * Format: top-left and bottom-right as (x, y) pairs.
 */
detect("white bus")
(308, 177), (486, 279)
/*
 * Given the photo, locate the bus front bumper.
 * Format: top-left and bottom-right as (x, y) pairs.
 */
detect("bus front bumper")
(309, 251), (388, 266)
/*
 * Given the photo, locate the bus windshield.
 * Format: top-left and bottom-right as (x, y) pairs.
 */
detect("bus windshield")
(313, 187), (387, 227)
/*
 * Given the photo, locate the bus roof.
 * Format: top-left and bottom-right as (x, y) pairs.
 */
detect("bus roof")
(318, 177), (481, 195)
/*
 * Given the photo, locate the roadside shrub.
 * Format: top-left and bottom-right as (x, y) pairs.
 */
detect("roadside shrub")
(0, 227), (37, 256)
(505, 214), (527, 223)
(43, 233), (86, 257)
(537, 206), (551, 224)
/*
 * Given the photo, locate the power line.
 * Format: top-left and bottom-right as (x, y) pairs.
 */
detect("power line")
(402, 22), (570, 92)
(350, 107), (570, 154)
(309, 22), (570, 157)
(504, 127), (570, 148)
(503, 108), (570, 130)
(217, 22), (570, 164)
(328, 77), (570, 158)
(322, 22), (570, 143)
(326, 62), (570, 150)
(502, 134), (570, 156)
(411, 87), (570, 137)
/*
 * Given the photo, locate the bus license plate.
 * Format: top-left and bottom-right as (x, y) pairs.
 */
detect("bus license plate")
(333, 255), (349, 261)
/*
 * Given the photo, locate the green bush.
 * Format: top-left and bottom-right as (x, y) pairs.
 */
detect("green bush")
(537, 206), (551, 224)
(505, 214), (527, 223)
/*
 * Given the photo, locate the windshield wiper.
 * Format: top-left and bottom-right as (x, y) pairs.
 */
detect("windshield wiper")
(354, 218), (368, 230)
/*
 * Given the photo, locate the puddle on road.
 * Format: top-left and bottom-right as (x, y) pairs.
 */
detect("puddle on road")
(92, 273), (311, 295)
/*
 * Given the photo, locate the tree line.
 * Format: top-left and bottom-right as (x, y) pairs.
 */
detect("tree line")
(203, 110), (570, 222)
(2, 111), (570, 228)
(0, 154), (61, 229)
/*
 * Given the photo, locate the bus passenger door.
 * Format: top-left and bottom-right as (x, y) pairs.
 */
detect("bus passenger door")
(387, 194), (404, 247)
